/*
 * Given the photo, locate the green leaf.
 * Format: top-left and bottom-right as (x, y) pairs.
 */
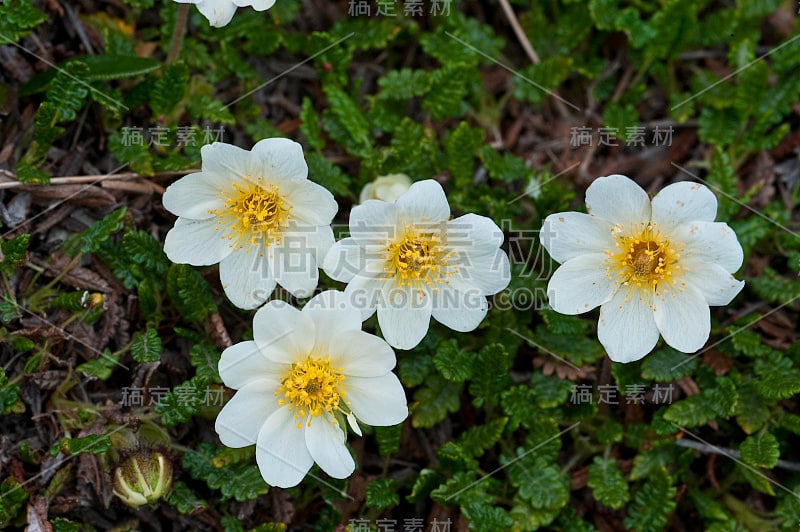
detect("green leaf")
(456, 417), (507, 458)
(445, 122), (483, 188)
(398, 349), (433, 387)
(602, 102), (638, 142)
(299, 97), (324, 151)
(182, 443), (269, 502)
(408, 469), (443, 503)
(422, 64), (473, 120)
(663, 377), (738, 427)
(641, 347), (698, 382)
(462, 501), (513, 530)
(0, 234), (30, 275)
(77, 55), (160, 80)
(412, 374), (462, 428)
(166, 263), (218, 323)
(63, 207), (127, 257)
(754, 355), (800, 400)
(734, 383), (770, 434)
(155, 375), (208, 426)
(433, 339), (474, 382)
(58, 434), (112, 455)
(468, 343), (512, 407)
(0, 367), (23, 415)
(305, 151), (352, 199)
(740, 432), (780, 469)
(75, 349), (119, 381)
(477, 145), (532, 185)
(587, 457), (630, 510)
(706, 146), (738, 220)
(373, 423), (403, 458)
(377, 68), (431, 100)
(167, 481), (209, 514)
(131, 328), (162, 363)
(505, 453), (569, 510)
(189, 343), (222, 384)
(624, 468), (677, 532)
(322, 84), (371, 156)
(0, 477), (27, 527)
(529, 372), (573, 408)
(365, 478), (399, 510)
(150, 62), (189, 116)
(123, 230), (170, 276)
(0, 0), (47, 43)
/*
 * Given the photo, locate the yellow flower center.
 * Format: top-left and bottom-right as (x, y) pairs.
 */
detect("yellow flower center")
(275, 357), (347, 429)
(605, 222), (687, 308)
(385, 225), (454, 293)
(209, 177), (291, 252)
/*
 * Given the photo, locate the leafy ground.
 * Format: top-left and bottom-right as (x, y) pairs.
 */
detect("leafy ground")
(1, 0), (800, 530)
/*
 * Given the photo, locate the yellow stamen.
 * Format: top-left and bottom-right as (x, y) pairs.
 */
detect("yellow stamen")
(605, 222), (687, 309)
(275, 357), (347, 428)
(208, 177), (291, 253)
(385, 224), (454, 295)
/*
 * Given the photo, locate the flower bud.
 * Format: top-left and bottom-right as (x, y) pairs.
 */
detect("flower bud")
(359, 173), (412, 204)
(113, 451), (173, 508)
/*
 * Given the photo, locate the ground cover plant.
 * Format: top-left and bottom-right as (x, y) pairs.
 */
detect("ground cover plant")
(1, 0), (800, 530)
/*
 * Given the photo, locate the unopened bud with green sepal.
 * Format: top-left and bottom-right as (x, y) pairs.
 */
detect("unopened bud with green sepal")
(113, 451), (173, 508)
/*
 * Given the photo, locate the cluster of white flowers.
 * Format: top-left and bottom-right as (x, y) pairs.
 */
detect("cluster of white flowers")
(162, 137), (745, 487)
(162, 139), (511, 487)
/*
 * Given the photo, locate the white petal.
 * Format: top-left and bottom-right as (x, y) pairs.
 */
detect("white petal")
(598, 289), (660, 363)
(673, 221), (744, 273)
(654, 284), (710, 353)
(305, 415), (355, 479)
(448, 248), (511, 295)
(218, 340), (284, 389)
(546, 254), (615, 315)
(395, 179), (450, 223)
(219, 248), (275, 309)
(377, 285), (432, 350)
(651, 181), (718, 232)
(251, 138), (308, 181)
(233, 0), (275, 9)
(349, 200), (398, 246)
(431, 287), (488, 332)
(163, 217), (231, 266)
(253, 300), (316, 363)
(343, 273), (383, 320)
(215, 378), (279, 448)
(162, 172), (225, 219)
(683, 258), (744, 306)
(255, 408), (313, 488)
(585, 174), (651, 225)
(446, 213), (504, 250)
(540, 212), (615, 263)
(195, 0), (237, 27)
(284, 180), (338, 226)
(347, 412), (362, 436)
(200, 142), (252, 178)
(328, 329), (396, 377)
(322, 238), (364, 283)
(287, 223), (334, 264)
(302, 290), (363, 354)
(346, 373), (408, 426)
(269, 245), (318, 298)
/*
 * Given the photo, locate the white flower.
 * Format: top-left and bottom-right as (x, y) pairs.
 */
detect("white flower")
(214, 290), (408, 488)
(323, 179), (511, 350)
(173, 0), (275, 27)
(541, 174), (745, 363)
(163, 139), (337, 309)
(359, 173), (413, 204)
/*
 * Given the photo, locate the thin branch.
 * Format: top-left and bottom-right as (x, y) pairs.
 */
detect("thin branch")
(0, 169), (194, 190)
(676, 438), (800, 473)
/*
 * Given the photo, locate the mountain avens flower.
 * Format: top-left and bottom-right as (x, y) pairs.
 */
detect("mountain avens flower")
(214, 290), (407, 488)
(359, 173), (412, 204)
(162, 139), (337, 309)
(173, 0), (275, 27)
(541, 174), (745, 363)
(113, 451), (173, 508)
(323, 179), (511, 350)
